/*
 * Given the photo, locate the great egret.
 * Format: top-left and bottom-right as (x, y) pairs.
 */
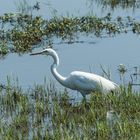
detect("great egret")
(30, 48), (119, 98)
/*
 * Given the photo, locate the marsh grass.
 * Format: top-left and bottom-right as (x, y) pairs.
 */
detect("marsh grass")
(0, 80), (140, 139)
(88, 0), (140, 10)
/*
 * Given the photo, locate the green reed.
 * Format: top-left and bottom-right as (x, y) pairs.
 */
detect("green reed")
(0, 79), (140, 139)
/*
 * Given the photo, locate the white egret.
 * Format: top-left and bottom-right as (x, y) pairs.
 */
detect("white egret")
(30, 48), (119, 98)
(106, 110), (120, 139)
(106, 110), (120, 127)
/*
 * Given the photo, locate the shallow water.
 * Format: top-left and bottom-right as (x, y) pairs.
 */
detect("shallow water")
(1, 33), (140, 88)
(1, 0), (140, 18)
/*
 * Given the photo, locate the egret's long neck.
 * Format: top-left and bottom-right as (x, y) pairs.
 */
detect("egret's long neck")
(50, 52), (66, 86)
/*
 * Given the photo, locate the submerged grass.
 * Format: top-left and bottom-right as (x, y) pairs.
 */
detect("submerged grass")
(0, 81), (140, 139)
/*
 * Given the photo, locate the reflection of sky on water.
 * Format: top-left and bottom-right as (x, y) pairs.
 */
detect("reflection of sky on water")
(0, 33), (140, 89)
(1, 0), (140, 18)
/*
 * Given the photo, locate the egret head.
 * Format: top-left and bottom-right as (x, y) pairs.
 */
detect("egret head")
(30, 47), (59, 65)
(30, 48), (55, 56)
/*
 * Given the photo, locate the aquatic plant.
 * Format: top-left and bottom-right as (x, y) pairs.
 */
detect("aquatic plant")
(87, 0), (140, 10)
(0, 12), (139, 56)
(0, 79), (140, 139)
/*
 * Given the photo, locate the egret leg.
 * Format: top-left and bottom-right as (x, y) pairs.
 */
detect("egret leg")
(80, 92), (86, 102)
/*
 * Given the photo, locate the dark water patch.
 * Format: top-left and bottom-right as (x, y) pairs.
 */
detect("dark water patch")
(54, 40), (97, 45)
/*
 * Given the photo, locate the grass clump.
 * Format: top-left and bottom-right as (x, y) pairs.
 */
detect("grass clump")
(88, 0), (140, 10)
(0, 81), (140, 139)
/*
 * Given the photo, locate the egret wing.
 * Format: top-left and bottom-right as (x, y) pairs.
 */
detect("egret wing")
(67, 71), (99, 91)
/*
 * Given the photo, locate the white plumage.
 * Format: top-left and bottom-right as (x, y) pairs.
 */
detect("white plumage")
(31, 48), (119, 98)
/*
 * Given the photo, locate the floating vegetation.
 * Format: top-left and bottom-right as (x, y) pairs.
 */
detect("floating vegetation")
(0, 81), (140, 139)
(0, 12), (139, 56)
